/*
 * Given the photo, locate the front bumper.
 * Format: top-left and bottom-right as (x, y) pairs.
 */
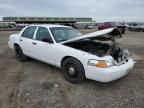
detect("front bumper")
(85, 58), (134, 82)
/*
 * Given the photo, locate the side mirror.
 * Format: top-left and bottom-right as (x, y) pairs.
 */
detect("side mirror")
(42, 38), (53, 43)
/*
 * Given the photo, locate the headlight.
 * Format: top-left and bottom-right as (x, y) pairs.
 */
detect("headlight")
(88, 59), (114, 68)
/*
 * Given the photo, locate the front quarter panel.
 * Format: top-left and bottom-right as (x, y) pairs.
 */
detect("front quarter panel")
(54, 43), (100, 69)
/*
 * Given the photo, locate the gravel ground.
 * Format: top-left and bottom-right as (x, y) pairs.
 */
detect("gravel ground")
(0, 30), (144, 108)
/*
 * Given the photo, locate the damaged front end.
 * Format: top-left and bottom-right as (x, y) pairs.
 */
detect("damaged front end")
(110, 43), (129, 65)
(62, 28), (130, 65)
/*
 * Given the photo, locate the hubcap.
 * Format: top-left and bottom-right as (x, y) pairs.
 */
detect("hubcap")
(68, 67), (75, 76)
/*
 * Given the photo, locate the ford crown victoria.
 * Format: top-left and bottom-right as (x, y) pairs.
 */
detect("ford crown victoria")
(8, 24), (134, 83)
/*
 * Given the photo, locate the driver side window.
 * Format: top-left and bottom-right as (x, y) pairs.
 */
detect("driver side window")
(36, 27), (53, 42)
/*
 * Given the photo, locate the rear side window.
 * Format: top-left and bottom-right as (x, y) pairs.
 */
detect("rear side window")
(22, 26), (36, 39)
(36, 27), (53, 41)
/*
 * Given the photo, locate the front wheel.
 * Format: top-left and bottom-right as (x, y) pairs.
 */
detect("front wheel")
(62, 57), (85, 83)
(14, 45), (28, 61)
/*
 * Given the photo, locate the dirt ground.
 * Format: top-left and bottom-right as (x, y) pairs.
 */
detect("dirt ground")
(0, 30), (144, 108)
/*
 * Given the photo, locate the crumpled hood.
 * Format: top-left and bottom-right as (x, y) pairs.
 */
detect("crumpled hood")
(60, 28), (122, 44)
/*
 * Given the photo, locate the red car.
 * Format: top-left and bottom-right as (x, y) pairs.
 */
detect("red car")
(98, 22), (126, 34)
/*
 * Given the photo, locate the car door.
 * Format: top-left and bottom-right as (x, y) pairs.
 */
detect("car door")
(19, 26), (37, 57)
(33, 26), (56, 65)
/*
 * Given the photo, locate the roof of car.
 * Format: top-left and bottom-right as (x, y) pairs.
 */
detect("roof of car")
(30, 24), (71, 28)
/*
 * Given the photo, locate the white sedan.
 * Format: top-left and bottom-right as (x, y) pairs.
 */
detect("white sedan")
(8, 24), (134, 83)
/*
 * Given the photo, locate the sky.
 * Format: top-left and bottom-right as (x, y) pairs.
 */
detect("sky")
(0, 0), (144, 22)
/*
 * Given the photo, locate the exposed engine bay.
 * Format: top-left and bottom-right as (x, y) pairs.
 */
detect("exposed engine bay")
(64, 39), (129, 64)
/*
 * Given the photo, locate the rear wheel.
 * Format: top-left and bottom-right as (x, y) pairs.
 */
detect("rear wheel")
(14, 45), (28, 61)
(62, 57), (85, 83)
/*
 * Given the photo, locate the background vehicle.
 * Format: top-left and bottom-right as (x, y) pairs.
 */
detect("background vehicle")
(85, 25), (95, 29)
(0, 22), (16, 28)
(8, 25), (134, 83)
(73, 24), (86, 29)
(98, 22), (126, 34)
(16, 24), (30, 29)
(128, 23), (144, 32)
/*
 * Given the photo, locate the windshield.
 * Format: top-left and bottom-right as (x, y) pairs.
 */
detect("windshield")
(50, 27), (82, 43)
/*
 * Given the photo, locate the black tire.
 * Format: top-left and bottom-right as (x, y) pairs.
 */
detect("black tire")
(62, 57), (85, 83)
(14, 45), (28, 61)
(121, 29), (125, 34)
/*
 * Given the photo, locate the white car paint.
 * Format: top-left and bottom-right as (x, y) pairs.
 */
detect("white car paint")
(8, 24), (134, 82)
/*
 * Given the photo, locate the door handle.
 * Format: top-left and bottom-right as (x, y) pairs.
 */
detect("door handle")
(32, 42), (37, 45)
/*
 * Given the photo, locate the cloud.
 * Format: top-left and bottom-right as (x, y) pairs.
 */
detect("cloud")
(0, 0), (144, 22)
